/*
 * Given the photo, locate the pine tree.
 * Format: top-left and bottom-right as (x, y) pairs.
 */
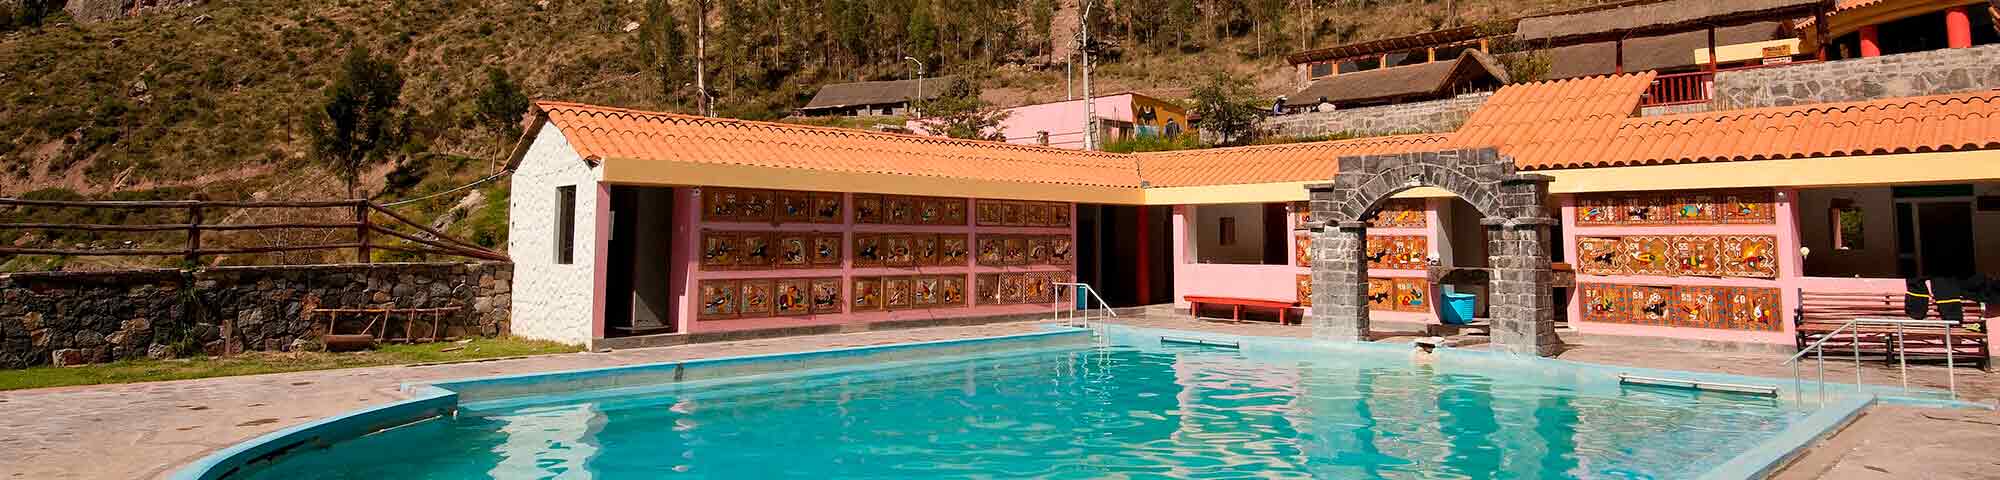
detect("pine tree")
(640, 0), (691, 107)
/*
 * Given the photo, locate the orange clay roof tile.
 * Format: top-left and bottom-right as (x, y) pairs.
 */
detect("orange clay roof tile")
(529, 85), (2000, 189)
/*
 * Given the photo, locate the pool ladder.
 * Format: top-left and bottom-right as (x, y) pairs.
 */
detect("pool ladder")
(1053, 282), (1116, 342)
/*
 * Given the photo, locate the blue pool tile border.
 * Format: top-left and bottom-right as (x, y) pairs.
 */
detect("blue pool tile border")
(171, 327), (1092, 480)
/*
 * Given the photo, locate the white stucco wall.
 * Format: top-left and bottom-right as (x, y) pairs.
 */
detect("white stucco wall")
(507, 126), (601, 345)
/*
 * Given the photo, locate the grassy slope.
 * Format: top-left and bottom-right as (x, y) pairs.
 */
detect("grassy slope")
(0, 336), (580, 391)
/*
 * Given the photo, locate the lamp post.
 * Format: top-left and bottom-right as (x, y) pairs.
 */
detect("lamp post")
(904, 56), (926, 118)
(1078, 0), (1097, 150)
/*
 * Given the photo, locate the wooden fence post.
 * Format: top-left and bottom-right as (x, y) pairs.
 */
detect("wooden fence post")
(355, 197), (372, 263)
(185, 198), (204, 266)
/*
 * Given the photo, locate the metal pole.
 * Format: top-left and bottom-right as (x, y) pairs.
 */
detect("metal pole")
(904, 57), (925, 118)
(1897, 323), (1908, 392)
(1945, 326), (1956, 400)
(1079, 0), (1096, 151)
(1816, 347), (1826, 405)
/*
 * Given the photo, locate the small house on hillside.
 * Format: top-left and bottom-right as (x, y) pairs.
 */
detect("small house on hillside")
(908, 92), (1189, 150)
(799, 76), (958, 117)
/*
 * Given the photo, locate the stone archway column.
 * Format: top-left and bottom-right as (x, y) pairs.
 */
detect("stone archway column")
(1484, 217), (1561, 356)
(1309, 221), (1371, 341)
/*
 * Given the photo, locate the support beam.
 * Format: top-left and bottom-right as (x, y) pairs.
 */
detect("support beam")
(1947, 6), (1973, 48)
(1707, 26), (1719, 72)
(1135, 206), (1151, 305)
(1860, 25), (1881, 57)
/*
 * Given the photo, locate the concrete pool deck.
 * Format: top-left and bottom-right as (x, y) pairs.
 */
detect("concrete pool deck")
(1, 314), (1994, 479)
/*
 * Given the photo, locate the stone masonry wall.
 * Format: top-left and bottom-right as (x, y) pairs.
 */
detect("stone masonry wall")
(1261, 93), (1490, 139)
(0, 262), (511, 368)
(1713, 44), (2000, 109)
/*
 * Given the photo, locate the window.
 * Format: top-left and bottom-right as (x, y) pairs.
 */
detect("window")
(1036, 131), (1050, 145)
(1830, 199), (1864, 250)
(1386, 50), (1427, 67)
(555, 185), (577, 264)
(1219, 217), (1237, 246)
(1310, 61), (1334, 78)
(1338, 56), (1381, 74)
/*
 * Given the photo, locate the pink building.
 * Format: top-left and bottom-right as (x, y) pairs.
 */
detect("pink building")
(911, 93), (1190, 149)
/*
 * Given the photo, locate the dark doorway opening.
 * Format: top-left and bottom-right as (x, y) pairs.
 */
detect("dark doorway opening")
(1076, 204), (1173, 308)
(605, 185), (677, 337)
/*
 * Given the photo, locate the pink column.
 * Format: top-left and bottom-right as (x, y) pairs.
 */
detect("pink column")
(1946, 6), (1973, 49)
(1859, 25), (1882, 57)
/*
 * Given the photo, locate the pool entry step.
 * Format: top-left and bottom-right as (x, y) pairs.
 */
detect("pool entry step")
(1618, 374), (1780, 397)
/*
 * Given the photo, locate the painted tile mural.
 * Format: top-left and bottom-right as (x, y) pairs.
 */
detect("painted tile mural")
(1368, 198), (1427, 228)
(1295, 274), (1312, 307)
(1367, 278), (1394, 311)
(1393, 278), (1428, 313)
(1573, 235), (1778, 279)
(1579, 283), (1781, 331)
(1572, 189), (1776, 226)
(1366, 236), (1428, 270)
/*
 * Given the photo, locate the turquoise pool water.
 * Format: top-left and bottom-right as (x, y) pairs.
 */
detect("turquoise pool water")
(239, 339), (1818, 479)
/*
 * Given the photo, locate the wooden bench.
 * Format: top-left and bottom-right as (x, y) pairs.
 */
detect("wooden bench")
(1795, 291), (1990, 369)
(1185, 296), (1298, 325)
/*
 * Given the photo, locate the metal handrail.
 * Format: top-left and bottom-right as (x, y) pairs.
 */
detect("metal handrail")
(1051, 282), (1117, 337)
(1783, 317), (1960, 405)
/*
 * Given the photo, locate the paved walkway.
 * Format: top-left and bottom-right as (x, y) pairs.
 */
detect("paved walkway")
(1, 315), (1994, 479)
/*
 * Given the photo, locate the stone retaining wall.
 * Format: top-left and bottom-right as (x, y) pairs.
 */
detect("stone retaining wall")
(1713, 44), (2000, 109)
(1260, 93), (1489, 139)
(0, 262), (511, 368)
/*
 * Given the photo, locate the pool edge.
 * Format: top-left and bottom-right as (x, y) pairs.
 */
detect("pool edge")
(170, 327), (1092, 480)
(1698, 395), (1873, 480)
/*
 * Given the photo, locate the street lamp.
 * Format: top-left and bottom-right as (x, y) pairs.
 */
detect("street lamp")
(904, 56), (925, 117)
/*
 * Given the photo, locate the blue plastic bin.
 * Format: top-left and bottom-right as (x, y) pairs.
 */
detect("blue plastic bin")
(1440, 292), (1477, 325)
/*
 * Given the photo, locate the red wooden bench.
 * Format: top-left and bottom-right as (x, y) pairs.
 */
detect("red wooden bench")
(1795, 291), (1990, 370)
(1185, 295), (1298, 325)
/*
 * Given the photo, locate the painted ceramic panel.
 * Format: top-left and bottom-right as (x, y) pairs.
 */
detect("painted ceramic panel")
(883, 277), (913, 309)
(976, 236), (1004, 266)
(1576, 237), (1625, 275)
(1294, 232), (1313, 267)
(917, 197), (945, 225)
(912, 276), (939, 307)
(811, 192), (843, 223)
(975, 273), (999, 305)
(1675, 286), (1725, 329)
(1631, 285), (1672, 326)
(1728, 287), (1782, 331)
(914, 234), (940, 266)
(854, 194), (884, 224)
(776, 234), (810, 268)
(885, 196), (916, 225)
(1392, 278), (1428, 313)
(1024, 273), (1056, 304)
(1000, 202), (1022, 226)
(883, 235), (916, 267)
(701, 231), (739, 269)
(1365, 236), (1391, 269)
(1620, 195), (1670, 225)
(1047, 236), (1074, 265)
(1721, 190), (1776, 224)
(1370, 198), (1427, 228)
(1576, 196), (1618, 226)
(698, 280), (739, 319)
(1622, 236), (1673, 276)
(774, 279), (811, 316)
(1394, 236), (1428, 269)
(776, 191), (812, 223)
(1051, 203), (1071, 228)
(810, 278), (842, 314)
(1670, 193), (1716, 224)
(850, 277), (883, 311)
(739, 233), (775, 269)
(1023, 202), (1049, 227)
(975, 201), (1002, 226)
(997, 274), (1024, 304)
(1296, 274), (1312, 307)
(940, 235), (970, 266)
(943, 198), (968, 226)
(739, 279), (774, 317)
(852, 234), (883, 267)
(812, 233), (842, 266)
(1293, 202), (1312, 227)
(1027, 236), (1051, 264)
(1002, 236), (1029, 265)
(1671, 235), (1719, 277)
(939, 275), (967, 307)
(1720, 235), (1779, 278)
(1580, 283), (1625, 323)
(1367, 278), (1394, 311)
(704, 188), (740, 221)
(739, 190), (775, 222)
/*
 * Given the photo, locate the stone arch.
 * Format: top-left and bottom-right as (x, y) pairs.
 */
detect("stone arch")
(1304, 148), (1560, 356)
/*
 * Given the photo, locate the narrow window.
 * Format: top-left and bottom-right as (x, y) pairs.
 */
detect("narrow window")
(1219, 217), (1237, 246)
(555, 185), (577, 264)
(1830, 199), (1864, 250)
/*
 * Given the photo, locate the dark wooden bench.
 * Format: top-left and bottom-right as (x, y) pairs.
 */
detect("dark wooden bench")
(1795, 291), (1990, 370)
(1185, 295), (1298, 325)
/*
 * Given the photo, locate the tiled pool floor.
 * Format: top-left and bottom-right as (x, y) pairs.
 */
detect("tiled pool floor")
(1, 314), (1992, 480)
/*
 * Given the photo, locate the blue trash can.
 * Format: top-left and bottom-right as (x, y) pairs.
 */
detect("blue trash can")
(1440, 291), (1477, 325)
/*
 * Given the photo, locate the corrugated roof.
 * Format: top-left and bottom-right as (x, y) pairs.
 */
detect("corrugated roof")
(535, 100), (1143, 188)
(1134, 134), (1453, 187)
(1291, 50), (1510, 107)
(800, 76), (959, 111)
(1516, 0), (1825, 43)
(1515, 91), (2000, 170)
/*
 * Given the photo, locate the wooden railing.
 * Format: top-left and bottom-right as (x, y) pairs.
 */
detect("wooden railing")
(1642, 71), (1714, 107)
(0, 198), (507, 264)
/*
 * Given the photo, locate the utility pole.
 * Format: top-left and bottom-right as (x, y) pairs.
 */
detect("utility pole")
(694, 0), (711, 116)
(904, 56), (925, 117)
(1079, 0), (1097, 150)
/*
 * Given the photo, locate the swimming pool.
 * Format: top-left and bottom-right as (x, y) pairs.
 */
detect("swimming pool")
(192, 327), (1880, 479)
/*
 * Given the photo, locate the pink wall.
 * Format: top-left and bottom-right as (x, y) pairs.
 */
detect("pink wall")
(906, 94), (1139, 149)
(1170, 202), (1440, 324)
(664, 188), (1075, 335)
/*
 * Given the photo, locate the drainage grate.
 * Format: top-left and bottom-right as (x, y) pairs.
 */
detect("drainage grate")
(1619, 374), (1779, 397)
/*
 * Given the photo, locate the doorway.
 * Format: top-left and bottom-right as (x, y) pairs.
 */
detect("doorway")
(1076, 204), (1173, 307)
(1897, 198), (1976, 278)
(605, 185), (677, 336)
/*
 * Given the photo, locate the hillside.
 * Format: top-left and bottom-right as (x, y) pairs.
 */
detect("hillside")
(0, 0), (1607, 270)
